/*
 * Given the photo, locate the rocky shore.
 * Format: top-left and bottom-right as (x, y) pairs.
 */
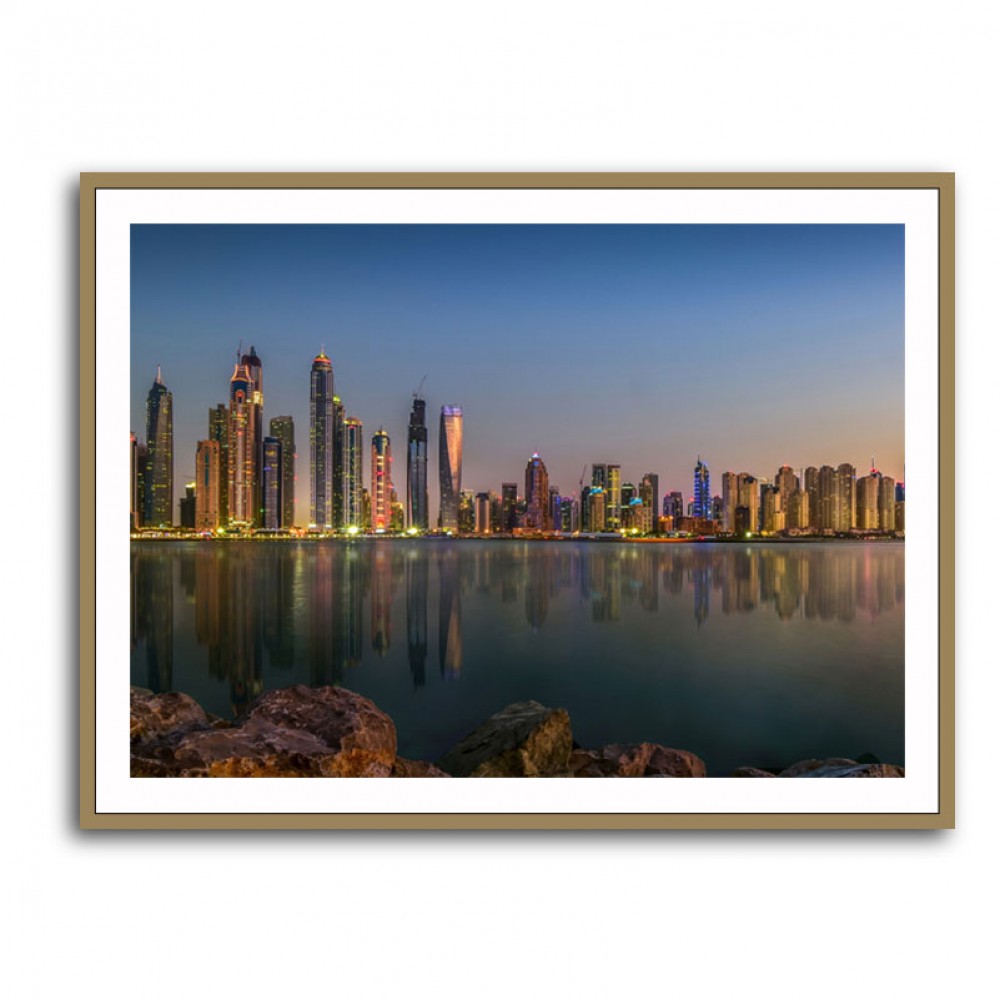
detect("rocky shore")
(130, 684), (904, 779)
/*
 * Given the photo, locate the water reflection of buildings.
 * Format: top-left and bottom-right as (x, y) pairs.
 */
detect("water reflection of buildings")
(131, 542), (904, 712)
(132, 548), (173, 690)
(406, 549), (428, 687)
(438, 550), (463, 679)
(194, 547), (263, 716)
(370, 545), (393, 657)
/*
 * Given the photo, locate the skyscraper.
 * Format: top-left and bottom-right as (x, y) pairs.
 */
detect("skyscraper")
(309, 351), (335, 530)
(269, 415), (295, 528)
(342, 416), (364, 530)
(834, 463), (856, 532)
(331, 394), (345, 528)
(607, 464), (622, 529)
(129, 432), (140, 530)
(208, 404), (229, 525)
(228, 350), (263, 526)
(143, 367), (173, 527)
(523, 452), (551, 530)
(693, 457), (711, 520)
(721, 471), (738, 533)
(407, 395), (429, 530)
(439, 405), (463, 532)
(262, 435), (283, 530)
(371, 427), (392, 532)
(857, 470), (881, 530)
(241, 345), (264, 522)
(639, 473), (659, 533)
(195, 439), (221, 531)
(501, 482), (518, 533)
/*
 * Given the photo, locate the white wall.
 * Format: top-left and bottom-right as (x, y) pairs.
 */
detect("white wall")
(2, 3), (992, 997)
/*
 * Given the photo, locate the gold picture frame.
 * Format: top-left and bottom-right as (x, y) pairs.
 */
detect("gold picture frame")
(81, 172), (954, 830)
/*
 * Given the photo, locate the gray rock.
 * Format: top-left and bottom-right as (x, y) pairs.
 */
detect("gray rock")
(436, 701), (573, 777)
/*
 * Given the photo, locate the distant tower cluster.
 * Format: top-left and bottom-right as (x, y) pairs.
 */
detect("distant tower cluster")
(129, 350), (901, 540)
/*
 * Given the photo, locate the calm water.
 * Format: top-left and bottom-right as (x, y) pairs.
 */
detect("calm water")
(130, 540), (904, 775)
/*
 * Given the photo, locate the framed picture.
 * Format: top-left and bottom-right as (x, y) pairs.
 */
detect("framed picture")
(81, 172), (954, 830)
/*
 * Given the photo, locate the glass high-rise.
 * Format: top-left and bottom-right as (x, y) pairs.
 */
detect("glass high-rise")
(523, 452), (550, 530)
(343, 417), (364, 530)
(371, 428), (392, 532)
(309, 351), (335, 529)
(693, 458), (711, 520)
(143, 368), (173, 527)
(262, 436), (283, 530)
(269, 415), (295, 528)
(438, 405), (463, 532)
(407, 396), (429, 530)
(228, 350), (263, 527)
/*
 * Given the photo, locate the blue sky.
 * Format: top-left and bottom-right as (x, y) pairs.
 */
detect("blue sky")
(131, 223), (904, 522)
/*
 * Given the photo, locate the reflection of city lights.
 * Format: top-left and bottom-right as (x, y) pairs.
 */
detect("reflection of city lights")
(347, 525), (360, 536)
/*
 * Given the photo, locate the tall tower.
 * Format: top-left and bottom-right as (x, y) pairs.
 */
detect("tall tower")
(606, 464), (622, 529)
(407, 395), (429, 530)
(241, 346), (264, 523)
(208, 404), (229, 525)
(371, 428), (392, 532)
(342, 416), (364, 530)
(309, 351), (335, 529)
(262, 436), (283, 530)
(194, 439), (220, 530)
(438, 405), (463, 532)
(269, 415), (295, 528)
(693, 457), (711, 520)
(523, 452), (551, 530)
(227, 353), (260, 526)
(143, 367), (173, 527)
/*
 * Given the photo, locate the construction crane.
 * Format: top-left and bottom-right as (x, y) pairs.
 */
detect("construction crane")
(578, 463), (588, 497)
(413, 374), (428, 400)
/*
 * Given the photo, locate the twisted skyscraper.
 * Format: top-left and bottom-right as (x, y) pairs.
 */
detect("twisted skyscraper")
(438, 405), (463, 532)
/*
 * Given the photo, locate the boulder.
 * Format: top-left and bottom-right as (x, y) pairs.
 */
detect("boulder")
(130, 688), (209, 744)
(779, 758), (905, 778)
(569, 742), (706, 778)
(131, 685), (397, 778)
(436, 701), (573, 777)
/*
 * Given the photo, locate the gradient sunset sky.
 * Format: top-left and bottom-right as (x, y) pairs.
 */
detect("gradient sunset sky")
(130, 223), (904, 523)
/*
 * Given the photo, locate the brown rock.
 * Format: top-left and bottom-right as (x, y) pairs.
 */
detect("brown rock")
(132, 685), (397, 778)
(436, 701), (573, 777)
(779, 758), (904, 778)
(130, 688), (209, 745)
(391, 758), (451, 778)
(568, 742), (706, 777)
(730, 767), (777, 777)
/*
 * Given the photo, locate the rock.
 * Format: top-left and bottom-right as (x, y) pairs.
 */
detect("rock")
(568, 743), (706, 777)
(391, 758), (450, 778)
(779, 758), (904, 778)
(130, 688), (209, 744)
(131, 685), (397, 778)
(730, 767), (777, 777)
(436, 701), (573, 777)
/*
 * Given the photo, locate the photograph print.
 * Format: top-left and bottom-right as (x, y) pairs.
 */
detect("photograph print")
(86, 176), (950, 827)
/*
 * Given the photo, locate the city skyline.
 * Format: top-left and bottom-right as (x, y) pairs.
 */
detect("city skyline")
(131, 223), (904, 521)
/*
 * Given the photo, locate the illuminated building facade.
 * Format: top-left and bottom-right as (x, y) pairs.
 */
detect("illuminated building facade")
(228, 350), (263, 527)
(693, 458), (711, 520)
(209, 404), (229, 524)
(309, 351), (335, 529)
(639, 473), (659, 533)
(371, 428), (392, 531)
(407, 396), (429, 530)
(144, 367), (173, 527)
(721, 471), (738, 533)
(501, 483), (518, 532)
(269, 415), (295, 528)
(262, 435), (283, 530)
(606, 464), (622, 529)
(439, 405), (463, 532)
(523, 452), (551, 530)
(342, 417), (364, 530)
(195, 439), (221, 530)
